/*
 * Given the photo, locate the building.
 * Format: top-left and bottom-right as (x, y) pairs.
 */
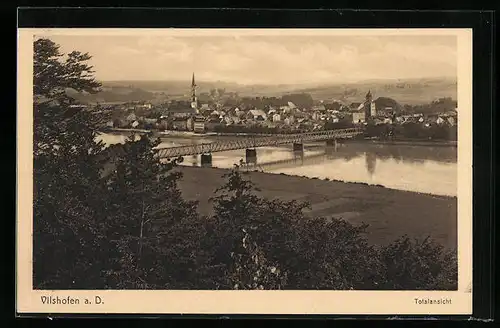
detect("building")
(190, 73), (199, 112)
(235, 110), (245, 118)
(311, 111), (322, 121)
(126, 113), (137, 122)
(69, 104), (88, 110)
(311, 105), (326, 112)
(353, 112), (366, 124)
(193, 115), (206, 133)
(136, 103), (152, 110)
(171, 117), (188, 131)
(349, 102), (362, 111)
(210, 110), (221, 118)
(363, 90), (376, 118)
(143, 118), (157, 125)
(222, 116), (233, 125)
(205, 117), (223, 131)
(284, 116), (295, 125)
(169, 108), (197, 119)
(230, 116), (241, 124)
(370, 102), (377, 117)
(247, 109), (267, 121)
(158, 118), (169, 130)
(143, 118), (158, 129)
(377, 106), (393, 117)
(186, 117), (194, 131)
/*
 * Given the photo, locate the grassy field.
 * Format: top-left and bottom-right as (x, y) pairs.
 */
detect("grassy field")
(175, 166), (457, 249)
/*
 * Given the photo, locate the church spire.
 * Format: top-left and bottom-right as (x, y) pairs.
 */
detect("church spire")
(190, 72), (198, 111)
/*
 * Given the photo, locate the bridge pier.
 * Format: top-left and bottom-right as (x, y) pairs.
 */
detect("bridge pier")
(245, 148), (257, 164)
(325, 139), (339, 155)
(200, 153), (212, 167)
(293, 142), (304, 152)
(191, 155), (198, 167)
(326, 139), (338, 147)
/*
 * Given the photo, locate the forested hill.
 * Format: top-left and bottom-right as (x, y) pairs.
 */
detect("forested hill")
(68, 77), (457, 106)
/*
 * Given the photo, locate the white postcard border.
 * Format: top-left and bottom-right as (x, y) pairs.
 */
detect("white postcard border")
(16, 28), (473, 315)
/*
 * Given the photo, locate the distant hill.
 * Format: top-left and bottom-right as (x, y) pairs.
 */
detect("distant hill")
(290, 77), (457, 105)
(374, 97), (403, 111)
(70, 77), (457, 106)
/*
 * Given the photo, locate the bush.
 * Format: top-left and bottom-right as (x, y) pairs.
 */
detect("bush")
(228, 228), (288, 290)
(204, 166), (457, 291)
(378, 235), (458, 290)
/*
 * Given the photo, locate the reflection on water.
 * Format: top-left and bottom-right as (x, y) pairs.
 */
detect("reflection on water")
(365, 152), (377, 177)
(178, 142), (457, 197)
(96, 133), (457, 197)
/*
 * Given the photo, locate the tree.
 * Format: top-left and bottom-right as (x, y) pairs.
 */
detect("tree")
(229, 228), (288, 290)
(100, 135), (209, 289)
(374, 97), (402, 112)
(33, 38), (210, 290)
(33, 38), (112, 288)
(207, 166), (380, 290)
(378, 235), (458, 290)
(34, 38), (101, 101)
(206, 165), (458, 291)
(204, 165), (265, 288)
(33, 38), (105, 157)
(181, 155), (457, 290)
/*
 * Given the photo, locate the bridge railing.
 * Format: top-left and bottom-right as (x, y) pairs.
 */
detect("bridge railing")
(155, 128), (363, 158)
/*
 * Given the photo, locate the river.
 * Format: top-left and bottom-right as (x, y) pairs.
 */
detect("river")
(96, 132), (457, 197)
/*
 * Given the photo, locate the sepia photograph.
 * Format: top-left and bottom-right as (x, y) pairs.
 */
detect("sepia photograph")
(17, 27), (473, 315)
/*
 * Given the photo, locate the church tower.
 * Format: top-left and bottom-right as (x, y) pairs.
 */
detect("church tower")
(364, 90), (376, 118)
(190, 73), (198, 111)
(365, 90), (372, 103)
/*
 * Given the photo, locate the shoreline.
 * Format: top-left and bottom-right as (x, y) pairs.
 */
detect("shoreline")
(103, 129), (457, 146)
(179, 164), (456, 199)
(345, 139), (457, 148)
(174, 165), (457, 249)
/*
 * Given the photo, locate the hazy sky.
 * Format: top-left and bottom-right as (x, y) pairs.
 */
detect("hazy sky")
(42, 34), (457, 85)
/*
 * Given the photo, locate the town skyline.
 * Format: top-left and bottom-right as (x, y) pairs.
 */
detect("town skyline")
(41, 34), (457, 85)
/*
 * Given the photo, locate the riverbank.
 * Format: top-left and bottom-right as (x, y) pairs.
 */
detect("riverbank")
(346, 139), (457, 147)
(107, 127), (152, 134)
(175, 166), (457, 249)
(104, 128), (458, 146)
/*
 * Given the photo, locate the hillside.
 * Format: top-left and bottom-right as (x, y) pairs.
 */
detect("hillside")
(291, 77), (457, 105)
(71, 77), (457, 106)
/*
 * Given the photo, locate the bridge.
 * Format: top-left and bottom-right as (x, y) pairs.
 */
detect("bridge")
(155, 128), (364, 162)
